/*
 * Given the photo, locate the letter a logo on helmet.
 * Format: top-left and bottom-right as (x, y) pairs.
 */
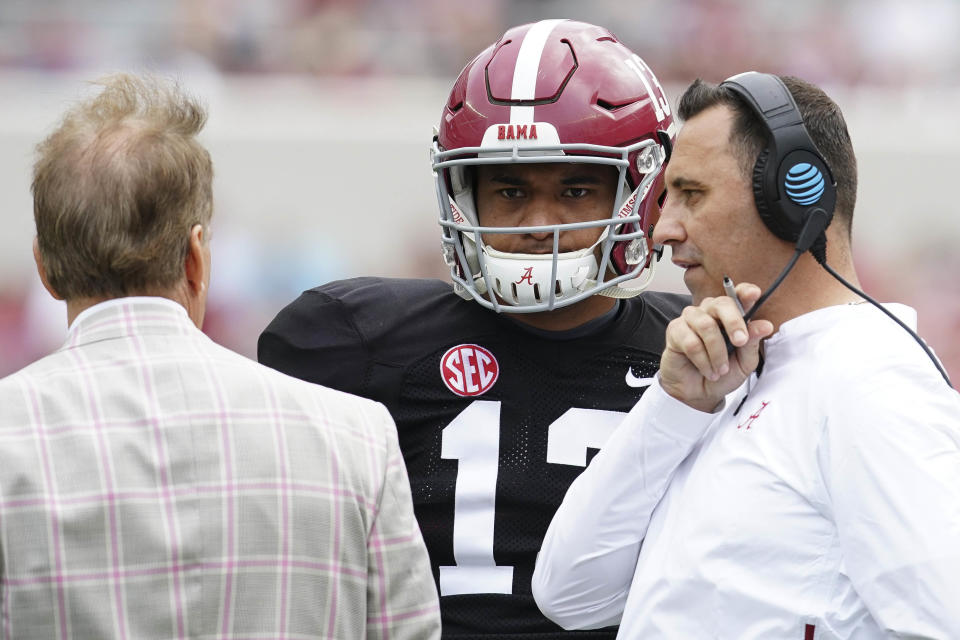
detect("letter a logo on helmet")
(431, 19), (676, 314)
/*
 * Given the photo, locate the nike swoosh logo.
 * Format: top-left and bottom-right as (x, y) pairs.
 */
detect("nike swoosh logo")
(625, 369), (656, 388)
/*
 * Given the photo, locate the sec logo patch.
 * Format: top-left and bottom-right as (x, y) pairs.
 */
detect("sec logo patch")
(440, 344), (499, 397)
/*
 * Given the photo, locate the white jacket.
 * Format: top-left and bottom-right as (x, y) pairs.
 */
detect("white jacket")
(533, 303), (960, 638)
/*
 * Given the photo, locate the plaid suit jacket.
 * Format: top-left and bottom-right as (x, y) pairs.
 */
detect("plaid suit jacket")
(0, 297), (440, 639)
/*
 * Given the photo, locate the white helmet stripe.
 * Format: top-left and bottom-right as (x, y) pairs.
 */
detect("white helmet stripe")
(509, 19), (567, 125)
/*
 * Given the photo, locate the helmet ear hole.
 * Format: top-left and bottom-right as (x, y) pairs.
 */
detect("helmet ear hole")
(610, 221), (635, 275)
(656, 130), (673, 163)
(450, 165), (471, 194)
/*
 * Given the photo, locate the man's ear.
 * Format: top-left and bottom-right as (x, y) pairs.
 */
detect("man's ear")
(184, 224), (209, 297)
(33, 237), (63, 301)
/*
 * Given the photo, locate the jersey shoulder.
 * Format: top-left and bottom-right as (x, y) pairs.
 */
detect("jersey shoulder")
(635, 289), (690, 326)
(258, 277), (482, 394)
(606, 290), (690, 356)
(301, 276), (483, 349)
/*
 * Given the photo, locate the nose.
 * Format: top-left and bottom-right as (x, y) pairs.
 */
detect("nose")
(522, 196), (556, 241)
(652, 193), (685, 246)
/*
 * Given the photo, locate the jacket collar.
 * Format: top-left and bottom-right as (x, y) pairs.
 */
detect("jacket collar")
(62, 297), (198, 349)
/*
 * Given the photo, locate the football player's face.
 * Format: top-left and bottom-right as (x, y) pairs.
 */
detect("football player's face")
(655, 105), (781, 305)
(474, 162), (619, 255)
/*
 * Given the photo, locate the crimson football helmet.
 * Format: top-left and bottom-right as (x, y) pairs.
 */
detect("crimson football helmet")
(431, 19), (676, 313)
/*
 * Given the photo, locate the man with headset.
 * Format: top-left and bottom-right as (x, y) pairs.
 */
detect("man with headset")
(532, 73), (960, 637)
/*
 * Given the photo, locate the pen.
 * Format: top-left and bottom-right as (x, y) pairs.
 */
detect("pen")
(720, 275), (746, 355)
(722, 276), (746, 317)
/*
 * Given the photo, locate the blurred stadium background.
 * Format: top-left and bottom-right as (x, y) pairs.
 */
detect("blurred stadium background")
(1, 0), (958, 382)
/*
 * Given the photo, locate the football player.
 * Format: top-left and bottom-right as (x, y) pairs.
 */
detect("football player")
(259, 19), (688, 638)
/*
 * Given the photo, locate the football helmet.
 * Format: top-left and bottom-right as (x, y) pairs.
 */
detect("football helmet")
(431, 19), (676, 313)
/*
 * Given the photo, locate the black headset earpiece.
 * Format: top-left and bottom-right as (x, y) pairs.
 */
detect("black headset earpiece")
(720, 72), (837, 246)
(750, 148), (783, 238)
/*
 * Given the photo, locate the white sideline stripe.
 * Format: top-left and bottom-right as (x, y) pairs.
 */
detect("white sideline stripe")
(509, 19), (567, 125)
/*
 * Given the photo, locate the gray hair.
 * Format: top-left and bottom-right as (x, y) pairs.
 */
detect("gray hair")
(32, 73), (213, 299)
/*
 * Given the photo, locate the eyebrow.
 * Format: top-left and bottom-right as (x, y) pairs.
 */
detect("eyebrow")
(486, 173), (607, 186)
(668, 176), (706, 190)
(487, 174), (527, 186)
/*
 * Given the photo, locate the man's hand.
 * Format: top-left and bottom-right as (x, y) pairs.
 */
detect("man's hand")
(659, 283), (774, 412)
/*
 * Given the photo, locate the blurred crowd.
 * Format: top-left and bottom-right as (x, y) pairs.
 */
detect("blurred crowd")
(1, 0), (957, 85)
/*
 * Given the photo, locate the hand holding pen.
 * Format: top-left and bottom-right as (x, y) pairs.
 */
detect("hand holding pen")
(659, 279), (774, 412)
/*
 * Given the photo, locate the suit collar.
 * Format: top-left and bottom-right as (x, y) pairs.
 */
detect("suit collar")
(63, 297), (198, 349)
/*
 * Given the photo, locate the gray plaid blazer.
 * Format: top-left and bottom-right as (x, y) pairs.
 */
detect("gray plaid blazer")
(0, 297), (440, 639)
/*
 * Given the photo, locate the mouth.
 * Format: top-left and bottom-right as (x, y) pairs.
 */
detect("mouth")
(671, 259), (701, 271)
(490, 246), (584, 257)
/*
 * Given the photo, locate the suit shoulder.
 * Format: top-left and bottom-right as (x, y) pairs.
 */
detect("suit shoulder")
(0, 366), (33, 425)
(0, 350), (69, 396)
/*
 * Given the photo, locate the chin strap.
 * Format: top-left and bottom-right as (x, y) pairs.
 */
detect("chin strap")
(597, 254), (658, 299)
(597, 285), (642, 299)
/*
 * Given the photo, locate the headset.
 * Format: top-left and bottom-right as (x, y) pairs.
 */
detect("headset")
(717, 71), (952, 388)
(722, 72), (835, 250)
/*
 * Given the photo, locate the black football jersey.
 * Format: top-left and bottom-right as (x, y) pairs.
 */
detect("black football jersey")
(258, 278), (688, 639)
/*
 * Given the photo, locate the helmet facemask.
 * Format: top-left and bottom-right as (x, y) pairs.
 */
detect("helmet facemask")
(432, 137), (666, 313)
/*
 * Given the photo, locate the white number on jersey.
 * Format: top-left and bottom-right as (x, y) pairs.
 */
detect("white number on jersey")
(439, 402), (624, 596)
